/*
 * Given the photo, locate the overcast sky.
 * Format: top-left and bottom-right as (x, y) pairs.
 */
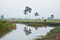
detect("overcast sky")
(0, 0), (60, 19)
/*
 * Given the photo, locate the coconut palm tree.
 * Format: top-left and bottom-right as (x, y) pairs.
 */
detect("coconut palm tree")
(28, 8), (32, 13)
(25, 6), (32, 13)
(24, 6), (32, 19)
(24, 10), (27, 19)
(28, 7), (32, 19)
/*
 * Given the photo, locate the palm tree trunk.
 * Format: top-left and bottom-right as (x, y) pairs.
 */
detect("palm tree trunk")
(29, 15), (30, 19)
(25, 15), (26, 20)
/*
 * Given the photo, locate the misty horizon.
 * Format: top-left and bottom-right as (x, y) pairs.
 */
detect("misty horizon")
(0, 0), (60, 19)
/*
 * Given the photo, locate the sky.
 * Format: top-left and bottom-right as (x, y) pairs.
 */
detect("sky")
(0, 0), (60, 19)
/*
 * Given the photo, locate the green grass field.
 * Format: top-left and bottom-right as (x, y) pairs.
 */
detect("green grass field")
(0, 19), (60, 22)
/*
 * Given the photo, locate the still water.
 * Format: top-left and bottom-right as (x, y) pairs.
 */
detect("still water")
(0, 24), (54, 40)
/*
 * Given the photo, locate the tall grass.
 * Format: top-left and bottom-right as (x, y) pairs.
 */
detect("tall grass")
(0, 20), (16, 38)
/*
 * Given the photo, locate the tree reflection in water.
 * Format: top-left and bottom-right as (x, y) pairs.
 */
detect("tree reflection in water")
(23, 24), (47, 35)
(24, 27), (32, 35)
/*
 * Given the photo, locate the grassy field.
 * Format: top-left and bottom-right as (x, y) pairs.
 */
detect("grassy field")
(0, 20), (16, 38)
(14, 19), (60, 26)
(16, 19), (60, 22)
(0, 19), (60, 22)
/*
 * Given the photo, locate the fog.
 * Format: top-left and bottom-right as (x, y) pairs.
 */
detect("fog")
(0, 0), (60, 19)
